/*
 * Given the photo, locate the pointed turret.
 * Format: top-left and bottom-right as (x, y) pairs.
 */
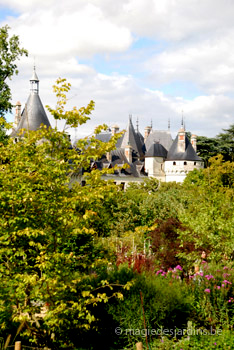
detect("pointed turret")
(11, 67), (51, 137)
(120, 115), (144, 159)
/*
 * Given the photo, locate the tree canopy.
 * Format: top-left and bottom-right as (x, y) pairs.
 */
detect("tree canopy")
(0, 78), (128, 348)
(0, 25), (28, 117)
(197, 124), (234, 165)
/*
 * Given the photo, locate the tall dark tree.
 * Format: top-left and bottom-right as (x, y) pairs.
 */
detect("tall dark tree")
(197, 136), (220, 167)
(216, 124), (234, 161)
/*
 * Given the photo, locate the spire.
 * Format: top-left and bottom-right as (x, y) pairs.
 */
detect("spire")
(180, 110), (185, 131)
(30, 66), (39, 94)
(136, 117), (139, 132)
(11, 68), (51, 137)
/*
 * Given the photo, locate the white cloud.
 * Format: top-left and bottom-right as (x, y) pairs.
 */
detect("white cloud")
(2, 0), (234, 139)
(2, 1), (132, 58)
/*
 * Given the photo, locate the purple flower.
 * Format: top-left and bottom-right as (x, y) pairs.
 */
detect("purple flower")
(175, 265), (183, 271)
(216, 286), (221, 289)
(199, 272), (203, 277)
(223, 266), (229, 270)
(204, 288), (210, 293)
(214, 343), (217, 345)
(156, 269), (163, 275)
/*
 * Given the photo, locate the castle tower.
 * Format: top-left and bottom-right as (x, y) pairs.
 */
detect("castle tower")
(11, 67), (51, 137)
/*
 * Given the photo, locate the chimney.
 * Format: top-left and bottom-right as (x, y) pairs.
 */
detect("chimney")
(191, 134), (197, 152)
(111, 124), (119, 136)
(14, 101), (21, 126)
(178, 126), (186, 153)
(125, 143), (132, 163)
(144, 126), (151, 142)
(106, 151), (111, 162)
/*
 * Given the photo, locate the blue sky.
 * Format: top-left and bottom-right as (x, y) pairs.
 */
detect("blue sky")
(1, 0), (234, 139)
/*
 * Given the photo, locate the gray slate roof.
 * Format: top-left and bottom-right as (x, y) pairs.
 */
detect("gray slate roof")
(11, 70), (51, 137)
(145, 130), (173, 152)
(167, 135), (202, 161)
(145, 142), (168, 158)
(120, 117), (144, 158)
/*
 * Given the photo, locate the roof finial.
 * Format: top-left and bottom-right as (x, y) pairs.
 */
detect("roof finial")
(136, 117), (139, 132)
(181, 110), (184, 127)
(168, 118), (170, 131)
(151, 119), (153, 129)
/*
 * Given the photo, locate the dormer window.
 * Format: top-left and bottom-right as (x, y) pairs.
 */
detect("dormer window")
(173, 161), (176, 165)
(184, 161), (187, 165)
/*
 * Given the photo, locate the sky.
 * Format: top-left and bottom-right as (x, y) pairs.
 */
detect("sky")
(1, 0), (234, 141)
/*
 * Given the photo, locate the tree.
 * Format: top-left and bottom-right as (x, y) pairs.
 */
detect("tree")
(197, 124), (234, 166)
(196, 136), (220, 167)
(0, 79), (127, 348)
(0, 25), (28, 116)
(178, 155), (234, 264)
(216, 124), (234, 161)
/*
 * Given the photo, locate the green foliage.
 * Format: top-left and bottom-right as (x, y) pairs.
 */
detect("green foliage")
(216, 124), (234, 162)
(197, 136), (220, 167)
(0, 79), (125, 348)
(197, 124), (234, 165)
(151, 328), (234, 350)
(0, 25), (28, 116)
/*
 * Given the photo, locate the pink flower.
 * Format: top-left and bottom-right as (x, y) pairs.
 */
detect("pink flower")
(199, 272), (203, 277)
(204, 288), (210, 293)
(205, 274), (214, 280)
(175, 265), (183, 271)
(223, 280), (232, 285)
(222, 284), (225, 287)
(216, 286), (221, 289)
(223, 273), (231, 278)
(223, 266), (229, 270)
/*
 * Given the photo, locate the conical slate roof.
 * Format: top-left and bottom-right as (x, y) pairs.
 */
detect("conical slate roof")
(120, 116), (144, 158)
(167, 135), (202, 161)
(11, 69), (51, 137)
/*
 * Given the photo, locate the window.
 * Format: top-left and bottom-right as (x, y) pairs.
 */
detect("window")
(184, 161), (187, 165)
(194, 162), (197, 165)
(173, 161), (176, 165)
